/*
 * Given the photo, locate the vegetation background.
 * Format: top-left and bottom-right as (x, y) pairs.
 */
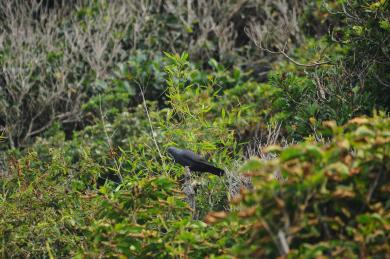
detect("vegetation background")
(0, 0), (389, 258)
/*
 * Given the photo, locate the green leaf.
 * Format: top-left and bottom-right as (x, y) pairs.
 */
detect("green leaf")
(355, 126), (375, 137)
(326, 162), (349, 176)
(352, 25), (363, 35)
(240, 159), (263, 172)
(305, 145), (324, 160)
(181, 52), (189, 61)
(379, 20), (390, 31)
(280, 147), (304, 161)
(357, 213), (384, 224)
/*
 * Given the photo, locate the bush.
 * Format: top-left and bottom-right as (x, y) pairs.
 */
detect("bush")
(0, 149), (94, 258)
(269, 68), (372, 139)
(1, 0), (306, 147)
(77, 176), (225, 258)
(1, 1), (390, 257)
(336, 0), (390, 109)
(207, 113), (390, 257)
(246, 0), (390, 139)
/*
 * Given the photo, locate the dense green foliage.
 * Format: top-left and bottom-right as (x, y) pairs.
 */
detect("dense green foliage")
(0, 0), (389, 258)
(221, 114), (390, 257)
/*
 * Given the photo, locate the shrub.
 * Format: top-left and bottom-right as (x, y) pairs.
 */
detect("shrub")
(207, 113), (390, 257)
(0, 149), (94, 258)
(246, 0), (390, 140)
(1, 0), (307, 147)
(77, 176), (225, 258)
(336, 0), (390, 109)
(269, 68), (372, 139)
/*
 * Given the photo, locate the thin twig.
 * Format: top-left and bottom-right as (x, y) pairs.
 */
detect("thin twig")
(137, 83), (164, 163)
(374, 74), (390, 88)
(245, 26), (330, 68)
(366, 169), (383, 205)
(261, 219), (285, 256)
(99, 96), (123, 182)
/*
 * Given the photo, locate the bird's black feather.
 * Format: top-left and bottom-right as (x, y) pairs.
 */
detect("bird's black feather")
(167, 147), (224, 176)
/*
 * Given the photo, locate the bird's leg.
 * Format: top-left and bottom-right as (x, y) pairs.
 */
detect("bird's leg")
(182, 166), (197, 218)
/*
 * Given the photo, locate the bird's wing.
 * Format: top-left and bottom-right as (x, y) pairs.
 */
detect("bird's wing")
(180, 149), (225, 176)
(181, 150), (215, 166)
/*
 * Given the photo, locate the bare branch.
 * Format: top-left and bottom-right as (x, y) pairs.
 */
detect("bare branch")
(245, 26), (330, 68)
(277, 229), (290, 255)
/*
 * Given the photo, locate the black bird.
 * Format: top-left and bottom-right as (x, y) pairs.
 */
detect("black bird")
(167, 147), (225, 176)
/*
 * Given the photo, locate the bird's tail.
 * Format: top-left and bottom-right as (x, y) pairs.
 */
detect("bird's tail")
(209, 166), (225, 176)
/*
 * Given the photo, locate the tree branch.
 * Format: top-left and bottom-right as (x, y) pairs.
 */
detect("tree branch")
(245, 26), (330, 68)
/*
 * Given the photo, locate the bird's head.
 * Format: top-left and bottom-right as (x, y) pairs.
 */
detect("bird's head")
(167, 146), (179, 159)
